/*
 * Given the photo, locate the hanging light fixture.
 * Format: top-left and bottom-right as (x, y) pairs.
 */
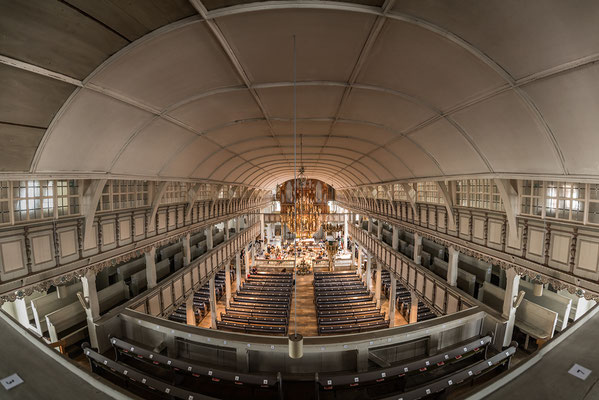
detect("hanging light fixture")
(288, 34), (303, 359)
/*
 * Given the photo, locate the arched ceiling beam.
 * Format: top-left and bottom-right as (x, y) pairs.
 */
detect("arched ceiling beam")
(222, 152), (382, 184)
(243, 161), (365, 187)
(197, 0), (568, 174)
(253, 168), (350, 189)
(188, 0), (292, 168)
(248, 169), (352, 190)
(249, 166), (353, 187)
(313, 0), (395, 169)
(11, 2), (580, 185)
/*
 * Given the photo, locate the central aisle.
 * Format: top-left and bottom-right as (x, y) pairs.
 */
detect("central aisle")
(289, 273), (319, 337)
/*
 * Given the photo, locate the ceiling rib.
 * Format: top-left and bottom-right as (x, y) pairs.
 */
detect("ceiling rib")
(232, 158), (369, 184)
(6, 1), (596, 188)
(189, 0), (293, 169)
(314, 0), (400, 173)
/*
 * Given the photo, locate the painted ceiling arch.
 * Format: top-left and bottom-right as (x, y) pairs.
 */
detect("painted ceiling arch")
(2, 0), (599, 189)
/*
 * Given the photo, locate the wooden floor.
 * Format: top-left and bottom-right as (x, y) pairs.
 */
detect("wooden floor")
(199, 272), (409, 334)
(289, 273), (318, 336)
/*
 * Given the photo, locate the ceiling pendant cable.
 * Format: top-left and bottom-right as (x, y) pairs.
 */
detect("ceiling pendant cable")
(289, 34), (303, 359)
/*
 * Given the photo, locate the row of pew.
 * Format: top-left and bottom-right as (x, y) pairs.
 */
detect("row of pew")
(217, 272), (292, 335)
(84, 334), (516, 400)
(381, 270), (437, 323)
(20, 227), (232, 357)
(377, 221), (597, 350)
(111, 228), (226, 298)
(314, 271), (388, 335)
(167, 270), (228, 324)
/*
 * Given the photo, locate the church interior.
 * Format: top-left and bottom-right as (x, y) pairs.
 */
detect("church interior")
(1, 1), (599, 399)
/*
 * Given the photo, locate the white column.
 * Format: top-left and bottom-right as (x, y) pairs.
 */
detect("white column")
(245, 243), (251, 277)
(251, 243), (255, 266)
(225, 260), (232, 308)
(235, 252), (241, 291)
(209, 275), (217, 329)
(81, 271), (100, 320)
(14, 298), (30, 327)
(81, 271), (100, 348)
(447, 246), (459, 286)
(235, 217), (241, 233)
(375, 262), (382, 308)
(392, 226), (399, 251)
(186, 295), (195, 326)
(377, 220), (383, 240)
(366, 253), (372, 292)
(413, 232), (422, 265)
(357, 249), (363, 278)
(182, 233), (191, 266)
(206, 226), (214, 250)
(409, 292), (418, 324)
(367, 217), (373, 234)
(260, 213), (265, 241)
(502, 268), (521, 347)
(343, 214), (348, 250)
(389, 272), (397, 327)
(224, 220), (230, 240)
(145, 247), (157, 289)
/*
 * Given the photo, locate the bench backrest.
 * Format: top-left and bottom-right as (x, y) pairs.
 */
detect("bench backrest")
(458, 253), (492, 284)
(130, 259), (171, 295)
(431, 258), (476, 296)
(422, 238), (446, 259)
(159, 242), (182, 261)
(558, 289), (597, 321)
(30, 282), (82, 334)
(519, 280), (571, 331)
(190, 232), (205, 247)
(480, 282), (558, 339)
(116, 257), (145, 281)
(515, 296), (558, 339)
(45, 281), (130, 342)
(421, 250), (432, 267)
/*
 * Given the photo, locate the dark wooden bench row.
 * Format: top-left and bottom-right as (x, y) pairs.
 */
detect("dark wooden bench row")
(85, 346), (218, 400)
(221, 313), (288, 326)
(110, 337), (281, 387)
(316, 335), (493, 387)
(318, 320), (389, 335)
(217, 320), (287, 335)
(318, 313), (386, 326)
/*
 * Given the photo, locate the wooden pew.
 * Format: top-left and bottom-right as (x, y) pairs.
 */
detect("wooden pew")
(430, 258), (476, 296)
(129, 259), (171, 296)
(45, 281), (130, 345)
(116, 257), (145, 282)
(558, 289), (597, 321)
(458, 253), (492, 285)
(30, 282), (82, 335)
(422, 238), (446, 260)
(519, 280), (572, 331)
(159, 242), (182, 261)
(479, 282), (558, 348)
(317, 335), (492, 388)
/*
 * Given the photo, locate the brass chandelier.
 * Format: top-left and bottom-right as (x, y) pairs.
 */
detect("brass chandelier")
(281, 175), (322, 239)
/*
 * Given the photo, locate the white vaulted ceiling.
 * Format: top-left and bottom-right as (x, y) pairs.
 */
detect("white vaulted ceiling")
(2, 0), (599, 188)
